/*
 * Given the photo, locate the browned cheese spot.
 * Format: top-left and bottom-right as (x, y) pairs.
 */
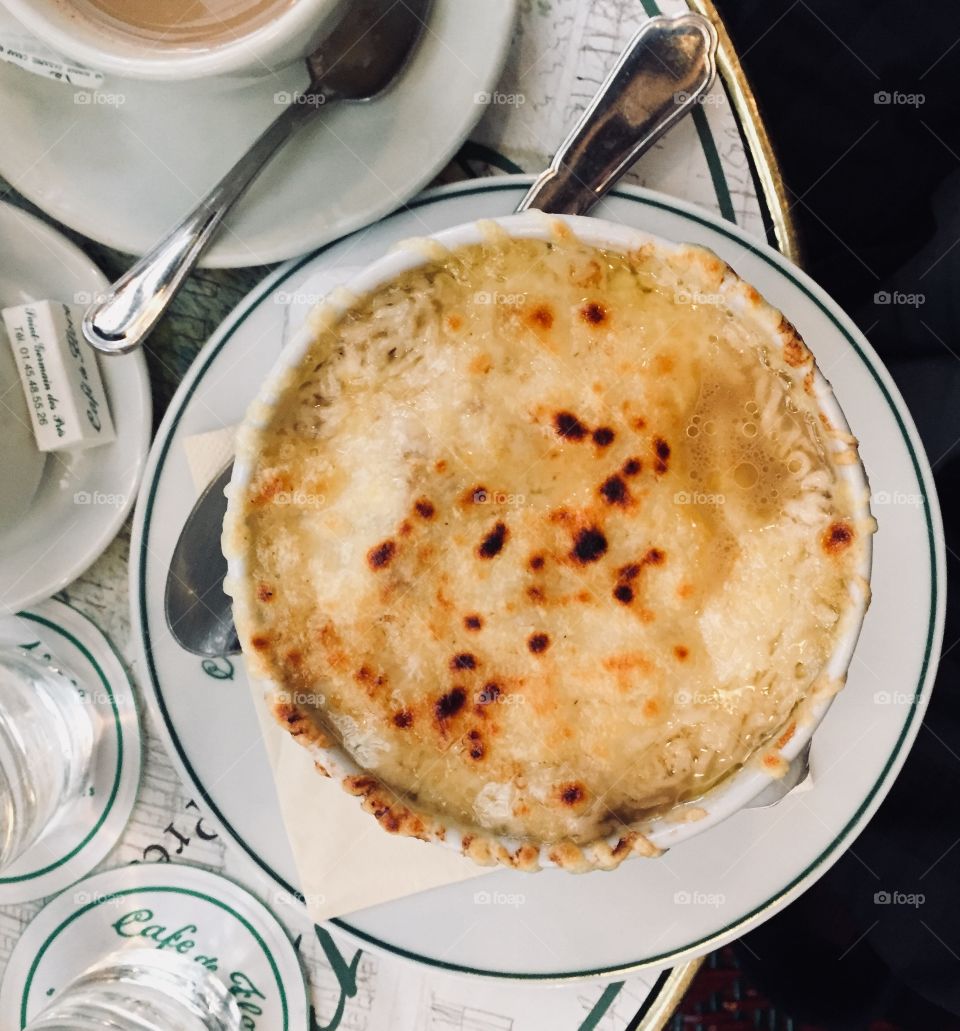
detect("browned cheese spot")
(599, 474), (629, 506)
(528, 632), (550, 654)
(479, 682), (501, 704)
(571, 527), (608, 564)
(250, 473), (292, 507)
(354, 666), (387, 691)
(674, 645), (689, 661)
(250, 635), (270, 651)
(526, 304), (554, 330)
(643, 698), (661, 719)
(414, 497), (435, 519)
(780, 316), (810, 367)
(464, 614), (483, 631)
(654, 354), (675, 375)
(644, 547), (665, 566)
(256, 583), (274, 602)
(580, 301), (607, 325)
(559, 782), (586, 805)
(274, 701), (302, 726)
(393, 710), (414, 728)
(478, 521), (508, 558)
(436, 687), (467, 721)
(529, 553), (546, 571)
(652, 436), (671, 475)
(592, 426), (615, 447)
(622, 457), (642, 476)
(466, 729), (485, 760)
(554, 411), (588, 441)
(367, 539), (396, 570)
(613, 584), (634, 604)
(776, 722), (797, 749)
(822, 521), (854, 555)
(451, 652), (478, 671)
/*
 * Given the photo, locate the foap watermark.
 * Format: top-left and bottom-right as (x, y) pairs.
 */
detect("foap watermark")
(674, 289), (725, 307)
(474, 890), (525, 907)
(874, 890), (924, 907)
(675, 90), (725, 106)
(272, 889), (326, 909)
(73, 289), (110, 306)
(472, 290), (527, 307)
(475, 687), (525, 706)
(874, 290), (925, 307)
(76, 688), (114, 707)
(674, 890), (725, 908)
(874, 90), (925, 108)
(74, 90), (125, 107)
(272, 490), (326, 508)
(873, 690), (923, 706)
(474, 90), (525, 107)
(871, 490), (924, 507)
(675, 689), (718, 706)
(291, 691), (326, 707)
(74, 490), (127, 508)
(471, 488), (526, 506)
(674, 490), (725, 506)
(274, 290), (328, 305)
(72, 889), (128, 909)
(274, 90), (326, 106)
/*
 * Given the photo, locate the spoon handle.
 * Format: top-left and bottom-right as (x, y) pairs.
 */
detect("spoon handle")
(82, 92), (322, 357)
(516, 13), (718, 216)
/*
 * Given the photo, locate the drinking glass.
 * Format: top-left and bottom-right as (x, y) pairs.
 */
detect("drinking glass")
(24, 949), (242, 1031)
(0, 647), (96, 869)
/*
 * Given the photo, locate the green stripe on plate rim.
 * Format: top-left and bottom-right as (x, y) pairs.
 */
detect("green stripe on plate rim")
(136, 178), (940, 980)
(0, 609), (124, 884)
(640, 0), (738, 223)
(19, 885), (289, 1029)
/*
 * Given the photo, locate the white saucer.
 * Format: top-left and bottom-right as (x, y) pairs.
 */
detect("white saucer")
(0, 1), (516, 268)
(0, 203), (150, 615)
(0, 599), (141, 905)
(0, 863), (309, 1030)
(131, 178), (945, 980)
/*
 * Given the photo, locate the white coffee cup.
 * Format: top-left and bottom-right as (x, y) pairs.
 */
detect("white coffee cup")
(0, 0), (345, 81)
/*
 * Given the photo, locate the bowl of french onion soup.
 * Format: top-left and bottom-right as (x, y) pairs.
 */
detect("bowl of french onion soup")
(223, 212), (874, 873)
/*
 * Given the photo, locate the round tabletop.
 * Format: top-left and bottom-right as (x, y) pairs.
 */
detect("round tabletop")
(0, 0), (795, 1026)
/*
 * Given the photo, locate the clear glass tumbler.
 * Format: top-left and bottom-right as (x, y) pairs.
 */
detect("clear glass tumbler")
(0, 647), (96, 869)
(24, 949), (242, 1031)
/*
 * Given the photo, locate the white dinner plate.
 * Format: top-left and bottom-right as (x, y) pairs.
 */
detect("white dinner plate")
(130, 178), (945, 980)
(0, 1), (516, 268)
(0, 202), (150, 614)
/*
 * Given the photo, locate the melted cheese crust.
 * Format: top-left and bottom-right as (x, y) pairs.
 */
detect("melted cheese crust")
(228, 231), (870, 852)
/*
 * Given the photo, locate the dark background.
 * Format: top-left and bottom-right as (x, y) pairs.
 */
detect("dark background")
(707, 2), (960, 1028)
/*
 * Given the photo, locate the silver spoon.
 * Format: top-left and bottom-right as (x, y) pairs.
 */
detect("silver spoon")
(164, 11), (719, 659)
(82, 0), (433, 357)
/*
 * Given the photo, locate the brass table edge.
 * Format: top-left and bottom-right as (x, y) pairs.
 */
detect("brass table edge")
(688, 0), (801, 265)
(639, 957), (705, 1030)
